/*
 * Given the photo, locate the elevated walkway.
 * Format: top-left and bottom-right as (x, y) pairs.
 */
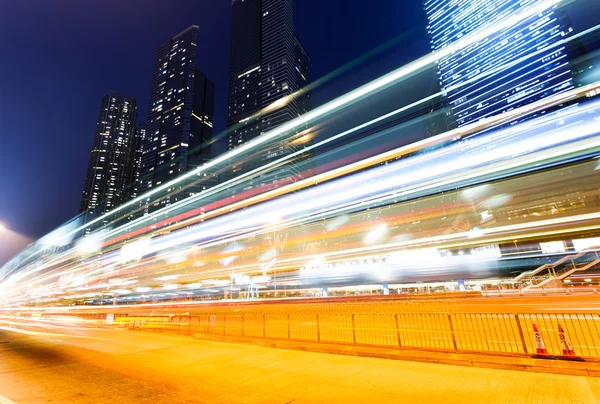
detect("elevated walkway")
(514, 247), (600, 290)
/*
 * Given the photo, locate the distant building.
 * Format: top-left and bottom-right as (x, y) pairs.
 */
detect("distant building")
(227, 0), (311, 178)
(138, 26), (216, 203)
(424, 0), (574, 128)
(79, 92), (139, 215)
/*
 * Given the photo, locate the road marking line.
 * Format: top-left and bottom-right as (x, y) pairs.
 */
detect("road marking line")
(0, 394), (17, 404)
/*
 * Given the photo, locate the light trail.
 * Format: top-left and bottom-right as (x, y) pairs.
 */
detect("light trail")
(6, 97), (600, 301)
(95, 23), (600, 245)
(122, 103), (600, 259)
(0, 325), (118, 341)
(0, 318), (113, 332)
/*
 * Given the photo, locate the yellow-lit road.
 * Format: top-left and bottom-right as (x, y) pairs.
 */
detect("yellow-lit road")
(45, 292), (600, 318)
(1, 324), (600, 403)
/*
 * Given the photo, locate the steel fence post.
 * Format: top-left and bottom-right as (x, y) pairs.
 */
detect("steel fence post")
(448, 314), (458, 351)
(395, 313), (402, 349)
(515, 314), (528, 354)
(351, 314), (357, 345)
(317, 314), (321, 341)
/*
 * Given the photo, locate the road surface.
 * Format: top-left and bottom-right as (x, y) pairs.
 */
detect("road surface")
(81, 293), (600, 315)
(1, 325), (600, 403)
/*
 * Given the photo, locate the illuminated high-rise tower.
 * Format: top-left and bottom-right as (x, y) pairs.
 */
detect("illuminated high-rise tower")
(138, 26), (215, 200)
(80, 92), (139, 215)
(424, 0), (574, 127)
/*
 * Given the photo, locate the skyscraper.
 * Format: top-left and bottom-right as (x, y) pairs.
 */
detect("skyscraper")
(424, 0), (574, 128)
(227, 0), (310, 151)
(80, 92), (139, 215)
(138, 26), (215, 201)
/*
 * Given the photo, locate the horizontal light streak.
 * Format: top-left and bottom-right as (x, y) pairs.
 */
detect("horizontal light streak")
(11, 99), (600, 296)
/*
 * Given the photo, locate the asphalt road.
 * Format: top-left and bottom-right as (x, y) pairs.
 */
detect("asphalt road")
(1, 325), (600, 403)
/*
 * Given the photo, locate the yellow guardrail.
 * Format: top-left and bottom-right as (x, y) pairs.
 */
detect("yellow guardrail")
(99, 310), (600, 359)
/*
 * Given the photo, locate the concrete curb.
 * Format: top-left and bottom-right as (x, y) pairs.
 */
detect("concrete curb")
(186, 331), (600, 377)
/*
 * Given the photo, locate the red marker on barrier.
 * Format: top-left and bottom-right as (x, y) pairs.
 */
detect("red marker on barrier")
(533, 323), (549, 356)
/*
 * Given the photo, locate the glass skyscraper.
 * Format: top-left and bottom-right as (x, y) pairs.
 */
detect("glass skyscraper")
(227, 0), (310, 150)
(226, 0), (311, 187)
(424, 0), (574, 127)
(79, 92), (139, 215)
(138, 26), (216, 201)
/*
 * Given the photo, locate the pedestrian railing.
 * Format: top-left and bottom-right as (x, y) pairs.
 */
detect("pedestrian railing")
(109, 309), (600, 359)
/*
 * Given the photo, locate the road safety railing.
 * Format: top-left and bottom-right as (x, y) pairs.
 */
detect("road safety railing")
(111, 310), (600, 359)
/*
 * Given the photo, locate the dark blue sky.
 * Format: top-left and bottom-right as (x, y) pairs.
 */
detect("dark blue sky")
(0, 0), (428, 240)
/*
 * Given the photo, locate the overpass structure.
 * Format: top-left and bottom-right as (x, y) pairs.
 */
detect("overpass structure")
(3, 1), (600, 307)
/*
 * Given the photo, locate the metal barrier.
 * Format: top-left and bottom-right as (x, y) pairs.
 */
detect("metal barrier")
(117, 309), (600, 359)
(518, 313), (600, 357)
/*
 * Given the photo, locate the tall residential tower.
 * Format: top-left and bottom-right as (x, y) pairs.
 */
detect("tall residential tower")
(138, 26), (215, 201)
(80, 92), (139, 215)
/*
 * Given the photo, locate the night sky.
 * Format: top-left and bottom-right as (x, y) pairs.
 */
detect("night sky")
(0, 0), (429, 264)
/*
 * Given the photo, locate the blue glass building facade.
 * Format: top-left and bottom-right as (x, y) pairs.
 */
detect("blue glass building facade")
(424, 0), (574, 127)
